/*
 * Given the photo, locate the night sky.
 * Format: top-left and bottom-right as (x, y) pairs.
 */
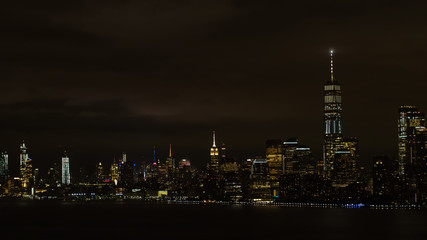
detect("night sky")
(1, 1), (427, 173)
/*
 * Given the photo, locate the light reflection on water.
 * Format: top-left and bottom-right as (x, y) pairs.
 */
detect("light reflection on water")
(0, 200), (426, 239)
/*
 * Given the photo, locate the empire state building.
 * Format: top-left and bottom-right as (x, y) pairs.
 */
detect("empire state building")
(323, 50), (344, 178)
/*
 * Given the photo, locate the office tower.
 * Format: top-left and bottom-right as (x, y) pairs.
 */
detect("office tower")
(330, 149), (356, 187)
(19, 141), (28, 178)
(266, 139), (283, 199)
(283, 138), (316, 175)
(62, 151), (71, 185)
(373, 155), (392, 202)
(166, 144), (175, 170)
(122, 152), (127, 163)
(23, 157), (33, 189)
(250, 159), (271, 202)
(293, 145), (316, 175)
(120, 160), (136, 189)
(111, 159), (120, 186)
(219, 157), (242, 202)
(283, 138), (298, 174)
(208, 131), (219, 174)
(323, 50), (344, 179)
(96, 162), (103, 183)
(0, 152), (8, 182)
(240, 159), (255, 201)
(48, 163), (61, 187)
(397, 106), (425, 177)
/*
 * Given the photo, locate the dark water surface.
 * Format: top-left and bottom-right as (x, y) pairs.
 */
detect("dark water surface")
(0, 200), (426, 240)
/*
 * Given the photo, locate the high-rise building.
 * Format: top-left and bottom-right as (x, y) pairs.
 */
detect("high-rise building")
(23, 157), (33, 189)
(122, 152), (127, 163)
(110, 158), (120, 186)
(373, 155), (392, 202)
(219, 157), (242, 202)
(208, 131), (219, 174)
(19, 141), (28, 178)
(62, 151), (71, 185)
(323, 50), (344, 179)
(266, 139), (283, 199)
(166, 144), (176, 183)
(330, 149), (356, 187)
(96, 162), (104, 183)
(283, 138), (298, 174)
(250, 159), (271, 202)
(397, 106), (425, 177)
(0, 151), (8, 182)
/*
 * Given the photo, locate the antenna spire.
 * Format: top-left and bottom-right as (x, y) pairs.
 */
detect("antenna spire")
(153, 145), (156, 164)
(213, 131), (216, 147)
(330, 49), (334, 82)
(169, 144), (172, 157)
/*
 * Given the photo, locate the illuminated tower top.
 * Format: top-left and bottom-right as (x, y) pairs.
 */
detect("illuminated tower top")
(169, 144), (172, 158)
(210, 131), (219, 157)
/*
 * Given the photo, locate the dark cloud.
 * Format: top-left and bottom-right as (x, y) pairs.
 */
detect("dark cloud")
(0, 1), (426, 173)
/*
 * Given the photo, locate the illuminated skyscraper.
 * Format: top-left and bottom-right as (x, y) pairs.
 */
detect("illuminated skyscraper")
(266, 139), (283, 199)
(283, 138), (298, 174)
(208, 131), (219, 174)
(250, 159), (271, 202)
(110, 158), (119, 186)
(96, 162), (103, 183)
(219, 157), (242, 202)
(397, 106), (425, 177)
(323, 50), (344, 179)
(23, 157), (33, 189)
(166, 144), (175, 180)
(62, 151), (71, 185)
(19, 141), (28, 178)
(0, 151), (8, 181)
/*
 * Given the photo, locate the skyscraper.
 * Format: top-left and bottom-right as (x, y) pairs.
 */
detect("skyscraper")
(166, 144), (175, 180)
(323, 50), (344, 179)
(208, 131), (219, 174)
(62, 151), (71, 185)
(0, 152), (8, 182)
(397, 106), (425, 177)
(19, 141), (28, 178)
(266, 139), (283, 199)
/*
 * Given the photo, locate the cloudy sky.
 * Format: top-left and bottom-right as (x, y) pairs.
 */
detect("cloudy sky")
(1, 0), (426, 172)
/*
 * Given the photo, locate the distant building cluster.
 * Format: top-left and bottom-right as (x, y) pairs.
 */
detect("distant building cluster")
(0, 51), (426, 207)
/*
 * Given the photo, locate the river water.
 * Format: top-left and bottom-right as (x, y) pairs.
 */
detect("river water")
(0, 200), (426, 239)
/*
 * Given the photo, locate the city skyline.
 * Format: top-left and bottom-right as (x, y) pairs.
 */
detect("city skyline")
(1, 1), (427, 171)
(0, 56), (424, 175)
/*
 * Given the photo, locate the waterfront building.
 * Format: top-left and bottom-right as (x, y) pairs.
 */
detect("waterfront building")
(62, 152), (71, 185)
(266, 139), (283, 199)
(219, 157), (242, 202)
(373, 155), (392, 202)
(397, 106), (425, 177)
(250, 159), (271, 202)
